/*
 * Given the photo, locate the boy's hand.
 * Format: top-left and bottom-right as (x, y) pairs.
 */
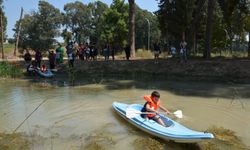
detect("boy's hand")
(155, 111), (160, 114)
(165, 111), (171, 115)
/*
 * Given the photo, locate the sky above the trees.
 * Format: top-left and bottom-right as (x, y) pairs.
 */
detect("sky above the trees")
(3, 0), (159, 39)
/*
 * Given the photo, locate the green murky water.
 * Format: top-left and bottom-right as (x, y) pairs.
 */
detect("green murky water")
(0, 79), (249, 150)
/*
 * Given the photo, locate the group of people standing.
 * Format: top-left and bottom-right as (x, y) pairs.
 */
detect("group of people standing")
(23, 39), (188, 74)
(170, 40), (188, 63)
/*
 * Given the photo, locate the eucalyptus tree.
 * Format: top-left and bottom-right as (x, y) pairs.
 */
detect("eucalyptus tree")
(0, 0), (6, 59)
(157, 0), (196, 48)
(204, 0), (215, 58)
(128, 0), (135, 57)
(100, 0), (128, 49)
(63, 1), (91, 43)
(15, 1), (62, 51)
(157, 0), (249, 58)
(217, 0), (246, 53)
(0, 0), (7, 42)
(87, 1), (109, 45)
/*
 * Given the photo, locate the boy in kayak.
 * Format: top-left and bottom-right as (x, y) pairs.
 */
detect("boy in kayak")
(141, 91), (171, 126)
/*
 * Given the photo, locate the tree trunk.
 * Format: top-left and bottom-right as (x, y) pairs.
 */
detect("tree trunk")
(193, 32), (197, 55)
(187, 0), (206, 54)
(128, 0), (135, 57)
(248, 32), (250, 58)
(0, 13), (4, 59)
(204, 0), (215, 59)
(14, 7), (23, 56)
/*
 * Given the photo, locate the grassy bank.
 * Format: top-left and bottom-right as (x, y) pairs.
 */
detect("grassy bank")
(0, 61), (23, 78)
(55, 58), (250, 84)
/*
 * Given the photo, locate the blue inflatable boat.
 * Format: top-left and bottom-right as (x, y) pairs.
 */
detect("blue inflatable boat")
(112, 102), (214, 143)
(36, 68), (54, 78)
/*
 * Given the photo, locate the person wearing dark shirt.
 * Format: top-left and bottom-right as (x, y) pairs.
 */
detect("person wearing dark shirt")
(48, 51), (56, 69)
(35, 50), (42, 68)
(24, 50), (32, 63)
(125, 45), (130, 60)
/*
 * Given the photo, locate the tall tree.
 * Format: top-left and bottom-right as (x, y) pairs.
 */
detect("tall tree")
(204, 0), (215, 58)
(14, 7), (23, 56)
(100, 0), (128, 49)
(63, 1), (91, 43)
(17, 1), (62, 51)
(0, 0), (6, 59)
(187, 0), (207, 53)
(128, 0), (135, 57)
(0, 0), (6, 40)
(157, 0), (196, 47)
(87, 1), (109, 45)
(218, 0), (243, 52)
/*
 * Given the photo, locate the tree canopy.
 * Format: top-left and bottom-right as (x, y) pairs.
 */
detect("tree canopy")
(17, 1), (62, 51)
(13, 0), (159, 52)
(10, 0), (249, 57)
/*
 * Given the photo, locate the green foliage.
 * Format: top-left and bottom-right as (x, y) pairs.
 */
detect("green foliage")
(88, 1), (109, 44)
(157, 0), (196, 41)
(211, 3), (227, 51)
(62, 1), (109, 45)
(100, 0), (129, 48)
(217, 0), (248, 48)
(0, 61), (23, 78)
(135, 7), (161, 49)
(17, 1), (62, 51)
(0, 0), (7, 41)
(63, 1), (91, 43)
(244, 14), (250, 31)
(157, 0), (249, 57)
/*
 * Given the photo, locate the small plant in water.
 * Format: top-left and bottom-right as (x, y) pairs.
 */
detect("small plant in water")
(199, 126), (248, 150)
(67, 67), (77, 86)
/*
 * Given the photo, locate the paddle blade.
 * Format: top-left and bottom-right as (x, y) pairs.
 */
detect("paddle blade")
(173, 110), (183, 118)
(126, 107), (142, 118)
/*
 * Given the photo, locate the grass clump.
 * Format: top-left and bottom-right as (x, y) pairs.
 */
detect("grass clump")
(0, 61), (23, 78)
(0, 133), (30, 150)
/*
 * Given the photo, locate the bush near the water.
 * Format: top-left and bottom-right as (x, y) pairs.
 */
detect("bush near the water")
(199, 126), (249, 150)
(0, 61), (23, 78)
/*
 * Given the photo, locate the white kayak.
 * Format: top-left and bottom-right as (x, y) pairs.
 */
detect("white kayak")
(112, 102), (214, 143)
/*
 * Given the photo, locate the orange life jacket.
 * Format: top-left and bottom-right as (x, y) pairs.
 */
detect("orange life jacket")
(41, 66), (46, 72)
(143, 95), (160, 117)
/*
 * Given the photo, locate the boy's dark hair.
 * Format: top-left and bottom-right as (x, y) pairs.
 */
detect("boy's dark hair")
(151, 91), (160, 98)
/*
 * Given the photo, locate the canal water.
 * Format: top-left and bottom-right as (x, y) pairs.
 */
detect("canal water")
(0, 79), (249, 150)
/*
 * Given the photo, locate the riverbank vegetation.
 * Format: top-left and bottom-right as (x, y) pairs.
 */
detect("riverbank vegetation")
(0, 126), (248, 150)
(0, 61), (23, 78)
